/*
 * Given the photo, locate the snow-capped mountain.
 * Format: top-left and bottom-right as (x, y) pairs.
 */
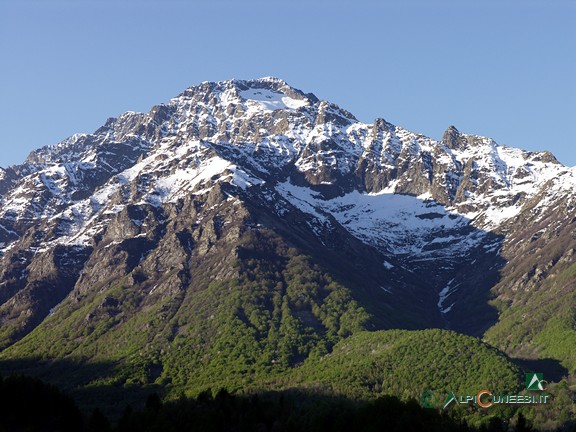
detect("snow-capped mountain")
(0, 78), (574, 349)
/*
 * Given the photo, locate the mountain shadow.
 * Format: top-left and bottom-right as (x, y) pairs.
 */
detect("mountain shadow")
(115, 388), (473, 432)
(0, 358), (159, 420)
(0, 372), (496, 432)
(513, 358), (569, 383)
(241, 180), (507, 337)
(0, 373), (85, 432)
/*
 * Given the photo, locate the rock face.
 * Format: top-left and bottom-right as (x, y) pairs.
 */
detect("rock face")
(0, 77), (574, 377)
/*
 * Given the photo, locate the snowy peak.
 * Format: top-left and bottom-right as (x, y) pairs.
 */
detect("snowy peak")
(1, 79), (570, 229)
(0, 77), (571, 249)
(441, 125), (498, 152)
(0, 77), (574, 344)
(175, 77), (318, 113)
(442, 125), (466, 151)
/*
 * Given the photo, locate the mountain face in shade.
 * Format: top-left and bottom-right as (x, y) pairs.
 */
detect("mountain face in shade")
(0, 78), (574, 388)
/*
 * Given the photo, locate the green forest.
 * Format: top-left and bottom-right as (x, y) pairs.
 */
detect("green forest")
(0, 236), (574, 431)
(0, 374), (557, 432)
(1, 327), (574, 431)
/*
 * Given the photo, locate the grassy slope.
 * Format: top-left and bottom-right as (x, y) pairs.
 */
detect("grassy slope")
(485, 261), (576, 373)
(0, 225), (572, 428)
(0, 232), (523, 404)
(279, 329), (522, 399)
(0, 232), (369, 394)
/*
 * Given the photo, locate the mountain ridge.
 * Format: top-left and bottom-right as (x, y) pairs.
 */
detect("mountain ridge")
(0, 78), (574, 402)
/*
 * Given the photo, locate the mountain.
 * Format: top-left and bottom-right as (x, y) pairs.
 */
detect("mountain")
(0, 78), (574, 403)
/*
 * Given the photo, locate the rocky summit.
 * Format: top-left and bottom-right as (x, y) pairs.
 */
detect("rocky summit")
(0, 78), (574, 399)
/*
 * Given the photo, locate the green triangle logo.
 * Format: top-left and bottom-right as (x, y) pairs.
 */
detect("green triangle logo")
(526, 373), (545, 390)
(443, 391), (457, 409)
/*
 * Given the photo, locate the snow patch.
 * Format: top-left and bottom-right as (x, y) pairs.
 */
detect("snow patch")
(239, 88), (308, 113)
(277, 180), (477, 261)
(438, 279), (459, 314)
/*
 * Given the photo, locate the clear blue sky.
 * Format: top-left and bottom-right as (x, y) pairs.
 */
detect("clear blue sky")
(1, 0), (575, 167)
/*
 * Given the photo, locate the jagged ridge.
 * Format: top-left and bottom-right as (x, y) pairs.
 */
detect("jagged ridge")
(0, 77), (574, 382)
